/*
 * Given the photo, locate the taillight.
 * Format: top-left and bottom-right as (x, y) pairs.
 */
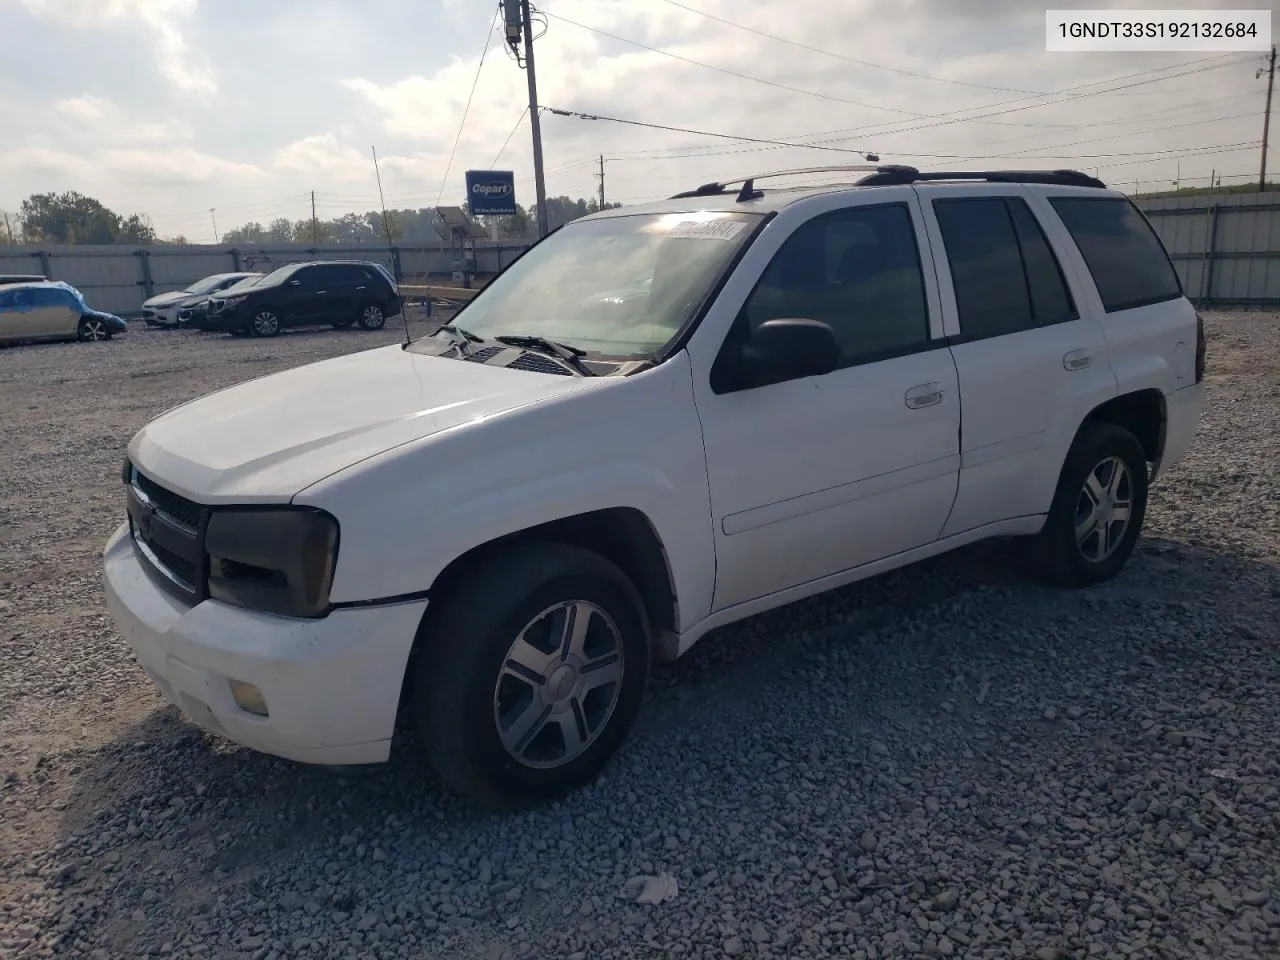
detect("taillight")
(1194, 312), (1206, 384)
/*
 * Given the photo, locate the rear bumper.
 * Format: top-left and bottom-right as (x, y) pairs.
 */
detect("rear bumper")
(103, 523), (427, 765)
(1159, 382), (1203, 476)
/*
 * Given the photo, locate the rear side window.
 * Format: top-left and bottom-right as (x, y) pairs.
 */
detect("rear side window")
(934, 197), (1076, 339)
(1049, 197), (1181, 312)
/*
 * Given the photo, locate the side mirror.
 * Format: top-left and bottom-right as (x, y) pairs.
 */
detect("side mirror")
(734, 318), (841, 387)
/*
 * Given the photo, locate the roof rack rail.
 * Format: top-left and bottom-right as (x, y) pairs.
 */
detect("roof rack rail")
(855, 168), (1106, 189)
(669, 164), (887, 202)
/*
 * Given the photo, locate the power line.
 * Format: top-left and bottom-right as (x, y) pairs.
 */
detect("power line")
(434, 8), (499, 210)
(588, 56), (1255, 167)
(491, 105), (532, 167)
(656, 0), (1045, 95)
(569, 55), (1246, 166)
(543, 9), (927, 119)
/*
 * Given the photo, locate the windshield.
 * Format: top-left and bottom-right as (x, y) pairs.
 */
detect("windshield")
(434, 211), (761, 357)
(185, 275), (233, 295)
(257, 264), (300, 286)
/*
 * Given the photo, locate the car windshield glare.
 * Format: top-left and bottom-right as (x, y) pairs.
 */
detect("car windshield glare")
(186, 275), (230, 295)
(258, 265), (298, 286)
(432, 211), (762, 357)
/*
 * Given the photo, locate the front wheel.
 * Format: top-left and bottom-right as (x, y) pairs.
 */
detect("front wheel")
(1027, 422), (1149, 587)
(78, 317), (109, 342)
(249, 309), (280, 337)
(412, 543), (651, 808)
(358, 302), (386, 330)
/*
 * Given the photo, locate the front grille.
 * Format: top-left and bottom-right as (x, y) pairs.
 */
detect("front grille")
(125, 463), (209, 601)
(133, 470), (200, 531)
(142, 538), (198, 589)
(508, 352), (573, 376)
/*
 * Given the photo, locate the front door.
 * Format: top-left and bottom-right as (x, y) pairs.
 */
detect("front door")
(283, 265), (328, 325)
(692, 196), (961, 612)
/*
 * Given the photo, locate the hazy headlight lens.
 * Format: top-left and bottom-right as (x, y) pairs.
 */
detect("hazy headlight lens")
(206, 508), (339, 618)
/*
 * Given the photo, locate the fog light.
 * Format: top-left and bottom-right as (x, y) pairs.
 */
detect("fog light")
(229, 680), (269, 717)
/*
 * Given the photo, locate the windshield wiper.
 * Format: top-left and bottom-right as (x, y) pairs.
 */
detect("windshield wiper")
(494, 335), (596, 376)
(431, 322), (485, 355)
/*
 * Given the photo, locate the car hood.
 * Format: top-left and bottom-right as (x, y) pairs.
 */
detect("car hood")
(129, 344), (599, 503)
(143, 291), (194, 308)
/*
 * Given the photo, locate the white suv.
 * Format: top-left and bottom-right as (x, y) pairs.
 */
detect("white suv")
(103, 166), (1205, 806)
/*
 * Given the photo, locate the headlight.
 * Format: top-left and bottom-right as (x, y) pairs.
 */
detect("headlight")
(223, 295), (249, 307)
(205, 508), (339, 618)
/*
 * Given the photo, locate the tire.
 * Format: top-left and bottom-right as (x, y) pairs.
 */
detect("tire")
(412, 542), (651, 808)
(1027, 422), (1149, 588)
(249, 309), (281, 338)
(77, 316), (109, 342)
(358, 302), (386, 331)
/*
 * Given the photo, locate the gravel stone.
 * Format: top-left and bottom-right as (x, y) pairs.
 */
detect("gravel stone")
(1, 310), (1278, 960)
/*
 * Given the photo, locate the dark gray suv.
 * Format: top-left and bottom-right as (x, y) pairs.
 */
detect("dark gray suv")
(204, 260), (402, 337)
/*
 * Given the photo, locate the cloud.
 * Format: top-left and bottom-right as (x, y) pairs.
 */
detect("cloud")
(18, 0), (216, 94)
(101, 148), (266, 187)
(271, 134), (374, 182)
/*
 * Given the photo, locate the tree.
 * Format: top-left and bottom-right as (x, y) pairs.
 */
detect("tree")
(222, 221), (268, 244)
(119, 213), (156, 244)
(17, 191), (155, 245)
(267, 218), (295, 242)
(20, 191), (120, 244)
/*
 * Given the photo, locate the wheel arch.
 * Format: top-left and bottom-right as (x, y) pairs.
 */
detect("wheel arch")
(394, 506), (679, 729)
(1080, 388), (1167, 474)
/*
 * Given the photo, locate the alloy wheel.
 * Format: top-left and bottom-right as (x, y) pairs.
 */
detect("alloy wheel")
(492, 600), (625, 769)
(1074, 455), (1133, 563)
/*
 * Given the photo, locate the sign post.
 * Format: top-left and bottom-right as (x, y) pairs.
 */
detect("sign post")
(465, 170), (517, 217)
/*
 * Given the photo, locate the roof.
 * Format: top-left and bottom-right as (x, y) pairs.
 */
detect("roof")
(584, 165), (1117, 221)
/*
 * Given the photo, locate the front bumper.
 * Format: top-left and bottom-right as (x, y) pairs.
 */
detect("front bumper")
(103, 522), (427, 765)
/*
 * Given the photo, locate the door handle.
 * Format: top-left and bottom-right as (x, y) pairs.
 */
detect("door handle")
(904, 382), (944, 409)
(1063, 349), (1093, 371)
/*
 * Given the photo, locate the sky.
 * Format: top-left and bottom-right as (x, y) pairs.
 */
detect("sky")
(0, 0), (1272, 241)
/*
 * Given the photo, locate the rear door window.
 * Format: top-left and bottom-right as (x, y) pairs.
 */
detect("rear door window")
(933, 197), (1077, 339)
(1048, 197), (1182, 312)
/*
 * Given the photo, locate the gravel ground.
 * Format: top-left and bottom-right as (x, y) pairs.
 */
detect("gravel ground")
(0, 312), (1277, 960)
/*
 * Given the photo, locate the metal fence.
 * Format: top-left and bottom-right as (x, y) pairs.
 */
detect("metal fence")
(1136, 192), (1280, 308)
(0, 241), (531, 316)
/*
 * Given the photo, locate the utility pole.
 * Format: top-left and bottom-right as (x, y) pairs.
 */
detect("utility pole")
(311, 190), (318, 245)
(209, 208), (219, 244)
(596, 155), (606, 209)
(2, 213), (14, 245)
(505, 0), (548, 237)
(1259, 44), (1276, 192)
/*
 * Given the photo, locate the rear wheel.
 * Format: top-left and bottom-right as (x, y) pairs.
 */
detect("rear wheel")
(358, 302), (386, 330)
(1027, 422), (1149, 587)
(412, 543), (651, 808)
(77, 317), (109, 342)
(249, 309), (280, 337)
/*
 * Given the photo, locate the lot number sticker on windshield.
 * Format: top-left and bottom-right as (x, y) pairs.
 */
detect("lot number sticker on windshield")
(667, 218), (748, 241)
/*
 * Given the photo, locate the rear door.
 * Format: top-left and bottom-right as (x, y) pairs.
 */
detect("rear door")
(325, 264), (362, 321)
(1037, 193), (1196, 397)
(917, 184), (1117, 536)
